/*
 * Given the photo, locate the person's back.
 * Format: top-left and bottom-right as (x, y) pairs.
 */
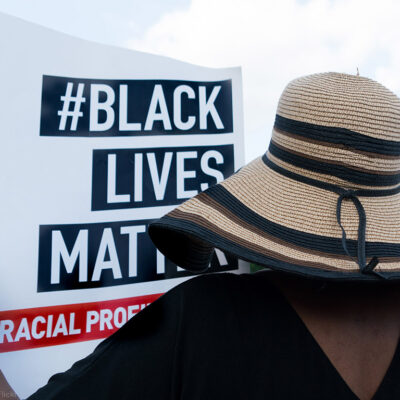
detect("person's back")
(270, 273), (400, 400)
(28, 271), (400, 400)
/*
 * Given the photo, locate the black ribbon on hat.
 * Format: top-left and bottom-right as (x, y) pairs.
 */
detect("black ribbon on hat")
(263, 153), (400, 279)
(336, 188), (385, 279)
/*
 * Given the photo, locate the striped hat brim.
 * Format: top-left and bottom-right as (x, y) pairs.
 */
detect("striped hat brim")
(149, 152), (400, 281)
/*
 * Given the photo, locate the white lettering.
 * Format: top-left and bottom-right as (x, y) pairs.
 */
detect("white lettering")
(199, 86), (223, 130)
(69, 313), (81, 335)
(156, 250), (165, 274)
(200, 150), (225, 191)
(90, 84), (115, 131)
(51, 230), (88, 284)
(128, 305), (140, 320)
(46, 315), (53, 338)
(0, 320), (14, 343)
(32, 316), (46, 339)
(107, 154), (130, 203)
(173, 85), (196, 130)
(147, 152), (173, 200)
(120, 225), (146, 277)
(144, 85), (172, 130)
(92, 228), (122, 281)
(86, 311), (99, 333)
(215, 249), (228, 266)
(15, 318), (31, 342)
(114, 307), (127, 328)
(177, 151), (198, 199)
(134, 153), (143, 202)
(100, 309), (113, 331)
(119, 85), (142, 131)
(52, 314), (68, 337)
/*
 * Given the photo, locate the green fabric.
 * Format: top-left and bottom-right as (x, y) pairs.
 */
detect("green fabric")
(250, 263), (266, 273)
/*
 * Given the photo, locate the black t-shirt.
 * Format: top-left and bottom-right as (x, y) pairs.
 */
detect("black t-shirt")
(27, 271), (400, 399)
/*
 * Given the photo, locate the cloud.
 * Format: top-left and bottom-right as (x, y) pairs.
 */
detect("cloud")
(128, 0), (400, 161)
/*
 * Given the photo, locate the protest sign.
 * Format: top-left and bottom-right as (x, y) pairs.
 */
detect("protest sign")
(0, 13), (245, 397)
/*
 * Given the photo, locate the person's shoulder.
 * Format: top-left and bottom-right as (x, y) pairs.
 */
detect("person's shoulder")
(158, 271), (291, 340)
(175, 269), (278, 292)
(166, 270), (282, 312)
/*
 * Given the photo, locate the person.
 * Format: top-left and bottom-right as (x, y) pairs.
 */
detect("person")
(28, 72), (400, 400)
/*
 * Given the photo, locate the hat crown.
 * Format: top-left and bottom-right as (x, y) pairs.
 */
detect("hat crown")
(269, 72), (400, 189)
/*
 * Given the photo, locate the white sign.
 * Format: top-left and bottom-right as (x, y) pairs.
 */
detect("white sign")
(0, 13), (245, 398)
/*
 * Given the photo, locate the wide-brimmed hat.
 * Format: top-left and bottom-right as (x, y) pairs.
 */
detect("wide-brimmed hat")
(149, 72), (400, 281)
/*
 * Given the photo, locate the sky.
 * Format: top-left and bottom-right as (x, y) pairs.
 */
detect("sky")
(1, 0), (400, 162)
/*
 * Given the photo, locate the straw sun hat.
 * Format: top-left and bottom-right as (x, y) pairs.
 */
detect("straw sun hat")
(149, 72), (400, 281)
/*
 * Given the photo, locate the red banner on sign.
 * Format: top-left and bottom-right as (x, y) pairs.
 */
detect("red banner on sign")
(0, 293), (163, 353)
